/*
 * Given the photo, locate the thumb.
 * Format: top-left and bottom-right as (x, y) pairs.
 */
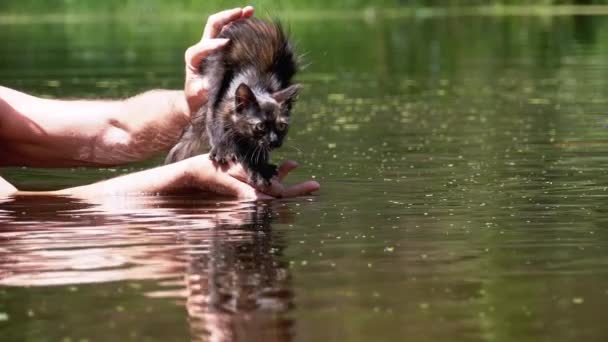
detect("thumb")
(185, 38), (230, 73)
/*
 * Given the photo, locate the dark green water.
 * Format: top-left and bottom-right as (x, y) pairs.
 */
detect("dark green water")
(3, 12), (608, 342)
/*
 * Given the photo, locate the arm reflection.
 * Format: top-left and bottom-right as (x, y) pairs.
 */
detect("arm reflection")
(0, 194), (295, 342)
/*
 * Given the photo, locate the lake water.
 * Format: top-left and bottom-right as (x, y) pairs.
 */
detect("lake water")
(2, 11), (608, 342)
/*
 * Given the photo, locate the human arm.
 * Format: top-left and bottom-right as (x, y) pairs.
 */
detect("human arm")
(0, 6), (254, 168)
(45, 155), (319, 200)
(0, 87), (189, 167)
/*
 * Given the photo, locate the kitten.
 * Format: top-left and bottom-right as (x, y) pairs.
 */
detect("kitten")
(166, 18), (301, 188)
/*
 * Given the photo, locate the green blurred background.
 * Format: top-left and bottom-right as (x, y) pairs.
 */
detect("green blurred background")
(1, 0), (607, 15)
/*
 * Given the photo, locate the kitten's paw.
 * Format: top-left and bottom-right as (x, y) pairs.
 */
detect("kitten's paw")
(209, 148), (220, 162)
(249, 171), (272, 189)
(209, 148), (234, 164)
(260, 164), (278, 180)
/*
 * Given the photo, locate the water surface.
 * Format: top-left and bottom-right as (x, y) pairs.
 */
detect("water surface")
(2, 12), (608, 342)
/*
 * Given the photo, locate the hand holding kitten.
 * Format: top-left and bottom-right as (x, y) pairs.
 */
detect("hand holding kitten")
(184, 6), (255, 115)
(187, 155), (320, 199)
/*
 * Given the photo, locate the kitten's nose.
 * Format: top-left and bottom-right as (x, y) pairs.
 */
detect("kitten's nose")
(269, 132), (281, 148)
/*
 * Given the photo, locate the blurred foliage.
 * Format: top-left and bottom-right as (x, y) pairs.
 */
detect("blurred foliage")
(1, 0), (608, 14)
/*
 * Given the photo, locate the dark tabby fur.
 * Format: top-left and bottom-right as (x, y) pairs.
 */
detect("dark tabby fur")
(166, 18), (301, 188)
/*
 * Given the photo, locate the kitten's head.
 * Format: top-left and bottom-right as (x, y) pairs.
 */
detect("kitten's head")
(229, 83), (301, 150)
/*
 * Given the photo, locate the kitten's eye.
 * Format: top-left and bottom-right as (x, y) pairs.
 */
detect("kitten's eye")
(255, 122), (266, 131)
(277, 123), (288, 131)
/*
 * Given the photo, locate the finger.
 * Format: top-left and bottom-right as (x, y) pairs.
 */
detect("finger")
(210, 171), (269, 200)
(242, 6), (255, 18)
(259, 180), (285, 199)
(203, 7), (247, 40)
(225, 162), (249, 183)
(184, 76), (210, 113)
(185, 38), (230, 72)
(277, 160), (299, 181)
(282, 181), (320, 198)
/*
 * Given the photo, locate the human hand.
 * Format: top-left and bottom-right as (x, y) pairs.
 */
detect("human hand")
(187, 155), (320, 200)
(184, 6), (255, 115)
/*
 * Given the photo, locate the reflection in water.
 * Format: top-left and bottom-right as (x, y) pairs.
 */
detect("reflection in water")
(185, 207), (293, 342)
(0, 196), (294, 342)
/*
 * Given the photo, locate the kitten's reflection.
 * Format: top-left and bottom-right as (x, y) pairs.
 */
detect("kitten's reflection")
(185, 206), (293, 342)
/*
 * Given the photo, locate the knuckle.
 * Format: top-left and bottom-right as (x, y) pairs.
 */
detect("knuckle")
(184, 47), (194, 61)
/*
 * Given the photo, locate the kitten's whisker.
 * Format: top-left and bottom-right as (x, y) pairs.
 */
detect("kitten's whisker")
(286, 144), (304, 154)
(255, 146), (262, 165)
(246, 145), (257, 164)
(258, 146), (265, 165)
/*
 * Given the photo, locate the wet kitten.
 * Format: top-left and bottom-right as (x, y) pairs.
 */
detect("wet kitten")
(166, 18), (301, 188)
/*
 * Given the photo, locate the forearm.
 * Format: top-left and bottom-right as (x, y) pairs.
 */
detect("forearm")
(52, 158), (195, 197)
(0, 86), (190, 167)
(10, 155), (317, 200)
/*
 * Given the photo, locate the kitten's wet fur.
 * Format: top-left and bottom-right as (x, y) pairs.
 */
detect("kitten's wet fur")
(166, 18), (301, 188)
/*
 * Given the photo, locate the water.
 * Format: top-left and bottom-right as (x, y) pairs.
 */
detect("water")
(2, 12), (608, 342)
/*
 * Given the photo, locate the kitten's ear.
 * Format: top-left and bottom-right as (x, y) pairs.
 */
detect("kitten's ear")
(273, 84), (302, 104)
(235, 83), (259, 112)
